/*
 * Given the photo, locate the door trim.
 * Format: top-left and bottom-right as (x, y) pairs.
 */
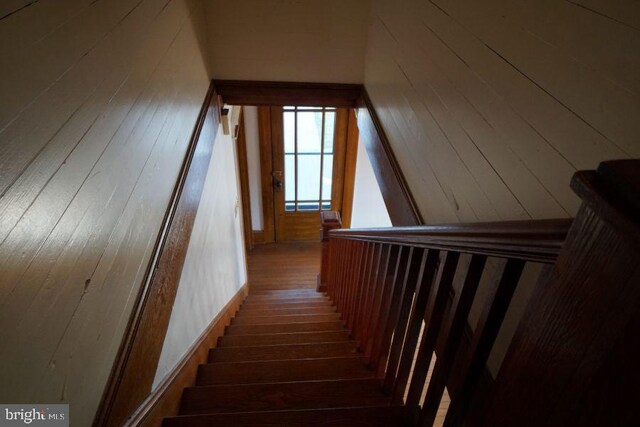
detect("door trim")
(215, 80), (422, 227)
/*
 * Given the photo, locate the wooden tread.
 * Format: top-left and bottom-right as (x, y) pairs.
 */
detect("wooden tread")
(164, 272), (396, 427)
(180, 379), (390, 414)
(225, 321), (345, 335)
(235, 306), (337, 316)
(208, 341), (358, 362)
(231, 313), (341, 325)
(217, 330), (352, 347)
(240, 300), (334, 310)
(163, 405), (405, 426)
(197, 356), (373, 385)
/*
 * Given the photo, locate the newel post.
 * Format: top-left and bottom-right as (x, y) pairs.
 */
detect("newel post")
(478, 160), (640, 427)
(318, 211), (342, 293)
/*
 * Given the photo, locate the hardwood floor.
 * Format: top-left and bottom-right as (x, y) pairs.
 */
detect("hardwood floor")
(247, 242), (322, 291)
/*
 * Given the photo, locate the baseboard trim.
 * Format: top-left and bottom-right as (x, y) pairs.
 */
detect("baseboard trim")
(125, 283), (248, 427)
(252, 230), (266, 244)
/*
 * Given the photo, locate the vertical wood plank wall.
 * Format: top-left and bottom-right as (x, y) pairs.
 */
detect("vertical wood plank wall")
(0, 1), (211, 425)
(364, 0), (638, 224)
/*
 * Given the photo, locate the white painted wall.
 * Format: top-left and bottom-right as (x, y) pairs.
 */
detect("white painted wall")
(205, 0), (372, 83)
(350, 138), (392, 228)
(364, 0), (637, 224)
(363, 0), (640, 378)
(154, 121), (247, 388)
(0, 1), (211, 425)
(243, 106), (264, 231)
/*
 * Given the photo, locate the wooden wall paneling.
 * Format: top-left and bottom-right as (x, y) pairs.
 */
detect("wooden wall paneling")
(257, 106), (275, 243)
(365, 25), (495, 224)
(212, 80), (362, 107)
(0, 3), (211, 425)
(365, 0), (637, 225)
(571, 0), (640, 31)
(95, 84), (220, 427)
(236, 109), (254, 252)
(431, 0), (639, 157)
(0, 0), (195, 243)
(367, 5), (570, 220)
(125, 284), (248, 427)
(339, 109), (359, 228)
(479, 160), (640, 426)
(357, 91), (423, 226)
(471, 0), (640, 96)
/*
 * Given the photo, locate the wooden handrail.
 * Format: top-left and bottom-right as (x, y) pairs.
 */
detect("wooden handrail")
(321, 216), (571, 426)
(329, 218), (572, 263)
(320, 159), (640, 426)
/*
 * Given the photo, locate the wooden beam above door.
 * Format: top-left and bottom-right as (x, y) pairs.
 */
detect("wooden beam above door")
(213, 80), (362, 108)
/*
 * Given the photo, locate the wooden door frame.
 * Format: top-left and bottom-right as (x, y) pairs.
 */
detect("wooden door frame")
(270, 106), (350, 242)
(214, 80), (422, 228)
(235, 108), (253, 253)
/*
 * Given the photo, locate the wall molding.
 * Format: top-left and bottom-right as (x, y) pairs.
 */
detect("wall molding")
(253, 230), (266, 244)
(213, 80), (362, 107)
(356, 90), (423, 226)
(94, 82), (221, 427)
(125, 284), (248, 427)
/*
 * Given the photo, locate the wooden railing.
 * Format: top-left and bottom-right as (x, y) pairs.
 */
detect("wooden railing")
(320, 160), (640, 426)
(321, 215), (571, 426)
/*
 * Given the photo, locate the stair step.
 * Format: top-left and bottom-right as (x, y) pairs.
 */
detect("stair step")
(217, 331), (352, 347)
(163, 406), (405, 427)
(180, 379), (389, 415)
(250, 289), (323, 296)
(225, 321), (345, 335)
(241, 299), (334, 308)
(231, 313), (341, 325)
(243, 295), (330, 304)
(236, 306), (337, 316)
(208, 341), (358, 362)
(197, 357), (373, 385)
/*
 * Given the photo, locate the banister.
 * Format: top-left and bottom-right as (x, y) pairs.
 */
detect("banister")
(328, 218), (572, 263)
(321, 160), (640, 427)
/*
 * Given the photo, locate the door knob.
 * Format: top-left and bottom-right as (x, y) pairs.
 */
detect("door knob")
(272, 171), (284, 191)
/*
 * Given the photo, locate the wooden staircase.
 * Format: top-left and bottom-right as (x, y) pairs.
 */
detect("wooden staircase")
(162, 288), (405, 426)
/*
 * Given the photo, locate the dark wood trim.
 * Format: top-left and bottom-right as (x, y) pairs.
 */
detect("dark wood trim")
(257, 106), (275, 243)
(330, 218), (572, 264)
(340, 109), (359, 229)
(479, 160), (640, 427)
(213, 80), (362, 107)
(319, 211), (343, 292)
(94, 83), (221, 427)
(215, 80), (422, 229)
(124, 284), (248, 427)
(252, 230), (266, 245)
(356, 90), (423, 226)
(236, 109), (253, 253)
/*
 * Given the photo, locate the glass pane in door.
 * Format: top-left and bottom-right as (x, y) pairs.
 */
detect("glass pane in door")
(283, 107), (336, 212)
